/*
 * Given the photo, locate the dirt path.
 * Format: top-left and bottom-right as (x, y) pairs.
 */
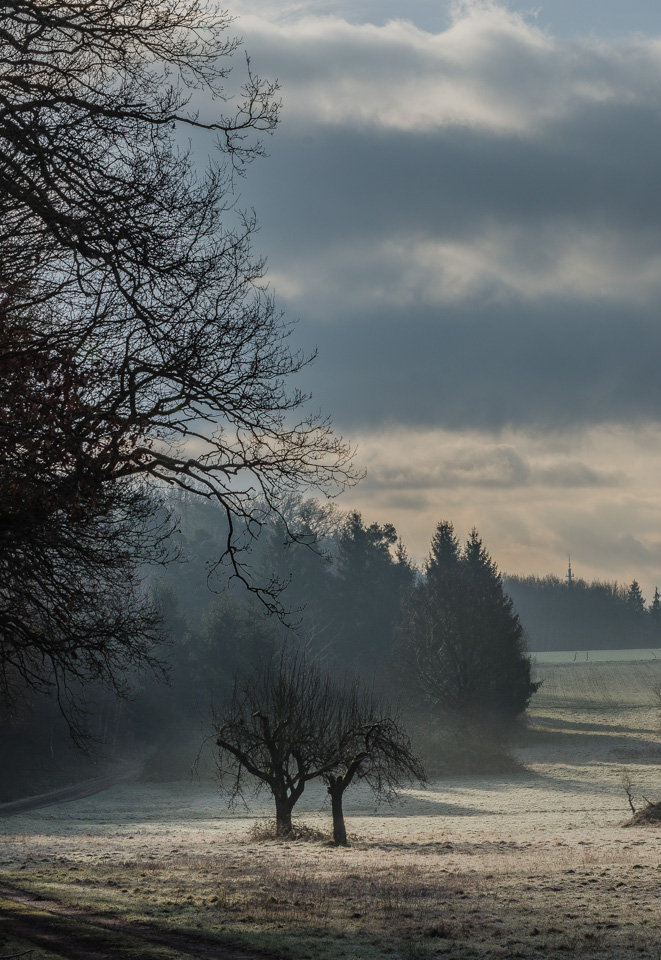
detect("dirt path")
(0, 885), (280, 960)
(0, 765), (142, 818)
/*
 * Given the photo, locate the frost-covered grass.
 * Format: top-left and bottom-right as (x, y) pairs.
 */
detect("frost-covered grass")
(533, 648), (661, 664)
(1, 657), (660, 959)
(532, 658), (661, 709)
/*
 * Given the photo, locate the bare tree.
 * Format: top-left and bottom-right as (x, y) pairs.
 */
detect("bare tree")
(0, 298), (170, 739)
(0, 0), (357, 736)
(621, 772), (637, 815)
(0, 0), (357, 604)
(322, 682), (425, 846)
(211, 651), (424, 842)
(212, 648), (339, 834)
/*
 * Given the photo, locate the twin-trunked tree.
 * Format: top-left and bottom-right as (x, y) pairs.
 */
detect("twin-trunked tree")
(212, 649), (425, 844)
(0, 0), (356, 730)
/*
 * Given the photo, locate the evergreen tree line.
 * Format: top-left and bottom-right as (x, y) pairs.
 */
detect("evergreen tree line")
(505, 574), (661, 652)
(0, 494), (537, 792)
(5, 491), (657, 794)
(124, 497), (537, 776)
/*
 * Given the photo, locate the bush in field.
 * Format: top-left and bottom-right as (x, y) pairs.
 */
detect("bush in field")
(621, 772), (661, 825)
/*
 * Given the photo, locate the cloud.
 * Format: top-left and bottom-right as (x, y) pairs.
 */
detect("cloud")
(288, 297), (661, 433)
(337, 425), (661, 594)
(352, 428), (626, 491)
(270, 226), (661, 311)
(236, 5), (661, 134)
(199, 3), (661, 593)
(211, 8), (661, 435)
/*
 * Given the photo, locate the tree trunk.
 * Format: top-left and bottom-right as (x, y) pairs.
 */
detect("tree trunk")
(274, 794), (294, 835)
(329, 783), (348, 846)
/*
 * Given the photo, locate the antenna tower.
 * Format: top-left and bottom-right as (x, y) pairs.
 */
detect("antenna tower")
(566, 555), (574, 587)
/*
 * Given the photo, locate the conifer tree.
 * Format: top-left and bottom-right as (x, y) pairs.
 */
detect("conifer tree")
(399, 522), (538, 718)
(649, 587), (661, 641)
(627, 580), (646, 616)
(329, 512), (415, 673)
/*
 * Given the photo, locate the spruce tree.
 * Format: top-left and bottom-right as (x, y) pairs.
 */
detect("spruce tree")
(330, 512), (415, 673)
(399, 522), (538, 719)
(649, 587), (661, 642)
(627, 580), (646, 616)
(462, 530), (538, 716)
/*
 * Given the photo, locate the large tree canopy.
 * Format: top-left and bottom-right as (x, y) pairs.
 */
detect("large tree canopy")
(0, 0), (356, 598)
(0, 0), (356, 733)
(0, 299), (168, 734)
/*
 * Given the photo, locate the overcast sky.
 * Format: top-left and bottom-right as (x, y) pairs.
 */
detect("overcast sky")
(216, 0), (661, 595)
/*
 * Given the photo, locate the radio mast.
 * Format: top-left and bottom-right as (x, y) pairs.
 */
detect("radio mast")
(566, 555), (574, 587)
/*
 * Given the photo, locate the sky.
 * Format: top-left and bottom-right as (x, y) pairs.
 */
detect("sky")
(209, 0), (661, 594)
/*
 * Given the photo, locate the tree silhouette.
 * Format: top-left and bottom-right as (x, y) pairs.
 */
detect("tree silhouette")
(399, 522), (538, 719)
(0, 301), (169, 737)
(0, 0), (357, 737)
(627, 580), (646, 617)
(0, 0), (357, 609)
(212, 649), (339, 834)
(649, 587), (661, 640)
(329, 511), (415, 672)
(321, 681), (424, 845)
(211, 649), (424, 840)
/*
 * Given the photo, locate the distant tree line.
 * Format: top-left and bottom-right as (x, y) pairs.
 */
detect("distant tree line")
(0, 492), (540, 796)
(150, 494), (535, 703)
(505, 575), (661, 651)
(114, 497), (537, 778)
(8, 484), (656, 800)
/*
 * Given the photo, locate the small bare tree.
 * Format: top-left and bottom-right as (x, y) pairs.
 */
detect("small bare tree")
(212, 649), (339, 834)
(322, 682), (425, 845)
(620, 770), (661, 823)
(621, 771), (638, 815)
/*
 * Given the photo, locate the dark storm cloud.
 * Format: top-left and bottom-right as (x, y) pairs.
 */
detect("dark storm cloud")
(211, 8), (661, 434)
(249, 107), (661, 251)
(289, 298), (661, 432)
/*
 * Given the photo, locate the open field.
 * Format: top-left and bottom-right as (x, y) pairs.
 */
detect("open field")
(1, 658), (660, 959)
(533, 648), (661, 663)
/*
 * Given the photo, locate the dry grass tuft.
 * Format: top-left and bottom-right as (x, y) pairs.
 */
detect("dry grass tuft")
(623, 799), (661, 826)
(246, 819), (329, 843)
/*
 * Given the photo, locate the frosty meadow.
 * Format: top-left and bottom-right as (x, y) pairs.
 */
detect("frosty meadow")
(0, 655), (660, 960)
